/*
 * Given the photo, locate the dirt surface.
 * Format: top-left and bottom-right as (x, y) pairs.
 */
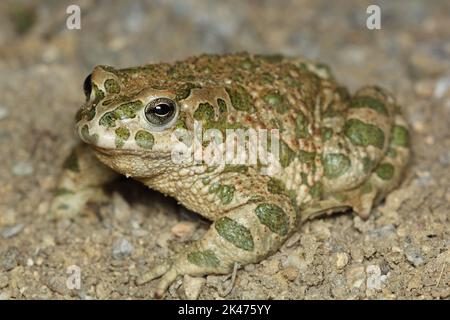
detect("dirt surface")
(0, 0), (449, 300)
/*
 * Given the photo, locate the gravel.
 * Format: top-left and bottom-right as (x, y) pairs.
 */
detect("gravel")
(1, 224), (24, 239)
(111, 238), (134, 260)
(12, 162), (34, 176)
(0, 106), (9, 120)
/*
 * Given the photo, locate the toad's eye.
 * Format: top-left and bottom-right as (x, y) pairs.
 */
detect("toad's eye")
(144, 98), (178, 128)
(83, 74), (92, 100)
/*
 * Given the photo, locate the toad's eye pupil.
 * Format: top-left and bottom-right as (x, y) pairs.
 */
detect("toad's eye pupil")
(154, 103), (172, 116)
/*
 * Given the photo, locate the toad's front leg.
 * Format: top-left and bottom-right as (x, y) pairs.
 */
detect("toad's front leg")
(137, 194), (297, 298)
(50, 143), (119, 219)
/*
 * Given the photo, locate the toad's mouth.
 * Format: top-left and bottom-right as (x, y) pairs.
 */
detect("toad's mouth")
(91, 145), (171, 160)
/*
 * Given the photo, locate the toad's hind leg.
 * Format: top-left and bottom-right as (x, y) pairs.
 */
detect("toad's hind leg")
(350, 112), (410, 218)
(50, 143), (120, 219)
(137, 193), (297, 298)
(320, 86), (410, 218)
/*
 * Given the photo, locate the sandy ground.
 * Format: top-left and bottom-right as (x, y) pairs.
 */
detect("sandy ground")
(0, 0), (449, 300)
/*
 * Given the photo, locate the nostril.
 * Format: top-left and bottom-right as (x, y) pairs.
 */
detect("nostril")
(83, 73), (92, 100)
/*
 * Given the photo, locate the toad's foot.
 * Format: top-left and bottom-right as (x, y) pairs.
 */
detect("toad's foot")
(136, 248), (230, 298)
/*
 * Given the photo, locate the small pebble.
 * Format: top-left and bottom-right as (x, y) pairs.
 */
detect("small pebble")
(12, 162), (34, 176)
(413, 170), (434, 187)
(366, 265), (383, 293)
(346, 265), (366, 289)
(1, 247), (21, 271)
(0, 106), (9, 120)
(0, 208), (16, 226)
(0, 291), (11, 300)
(368, 224), (396, 239)
(171, 222), (196, 239)
(183, 275), (205, 300)
(112, 193), (131, 222)
(46, 276), (69, 296)
(424, 135), (435, 145)
(0, 273), (8, 289)
(95, 283), (112, 299)
(404, 245), (425, 267)
(439, 150), (450, 166)
(414, 79), (434, 97)
(434, 76), (450, 99)
(26, 258), (34, 267)
(281, 267), (299, 281)
(335, 252), (349, 269)
(112, 238), (134, 259)
(1, 223), (24, 239)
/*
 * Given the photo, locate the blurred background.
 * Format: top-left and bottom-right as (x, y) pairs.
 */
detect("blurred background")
(0, 0), (448, 300)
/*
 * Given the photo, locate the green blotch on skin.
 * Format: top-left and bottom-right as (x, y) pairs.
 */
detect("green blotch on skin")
(217, 98), (227, 114)
(63, 149), (79, 173)
(298, 150), (316, 164)
(376, 163), (395, 180)
(135, 130), (154, 149)
(77, 104), (96, 122)
(208, 182), (220, 194)
(175, 82), (200, 101)
(80, 125), (98, 144)
(361, 181), (373, 194)
(323, 153), (351, 179)
(223, 165), (248, 174)
(362, 156), (372, 174)
(315, 63), (334, 79)
(187, 250), (220, 268)
(193, 102), (215, 122)
(248, 195), (265, 203)
(333, 194), (348, 202)
(218, 185), (235, 205)
(175, 111), (188, 130)
(208, 182), (235, 205)
(280, 141), (296, 168)
(115, 127), (130, 148)
(215, 217), (254, 251)
(201, 177), (211, 185)
(309, 182), (322, 199)
(99, 101), (143, 127)
(349, 96), (388, 115)
(321, 128), (333, 141)
(323, 106), (339, 118)
(295, 112), (309, 138)
(298, 62), (308, 71)
(271, 118), (284, 132)
(255, 203), (289, 236)
(226, 85), (253, 112)
(300, 172), (308, 185)
(386, 147), (397, 158)
(263, 90), (289, 114)
(392, 125), (409, 147)
(54, 188), (74, 197)
(85, 106), (96, 121)
(344, 118), (385, 149)
(93, 84), (105, 104)
(267, 178), (286, 195)
(104, 79), (121, 94)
